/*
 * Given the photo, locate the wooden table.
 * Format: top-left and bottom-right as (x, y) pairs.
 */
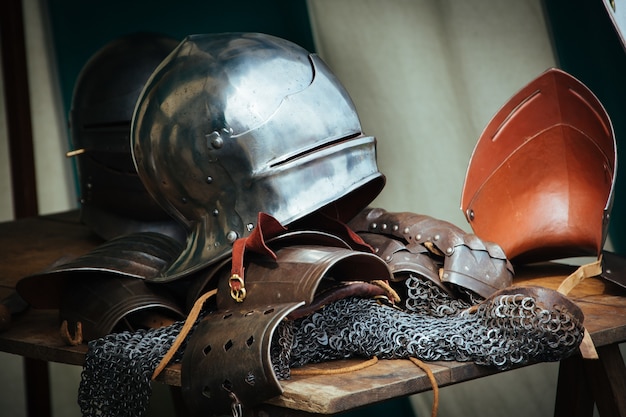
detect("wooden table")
(1, 211), (625, 416)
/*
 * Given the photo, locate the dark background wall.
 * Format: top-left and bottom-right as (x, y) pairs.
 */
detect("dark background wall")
(47, 0), (315, 119)
(544, 0), (626, 255)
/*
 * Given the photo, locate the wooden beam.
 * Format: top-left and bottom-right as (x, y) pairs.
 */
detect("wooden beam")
(1, 0), (39, 219)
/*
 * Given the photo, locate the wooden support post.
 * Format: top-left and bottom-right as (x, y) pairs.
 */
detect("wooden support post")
(1, 1), (50, 417)
(554, 354), (594, 417)
(584, 344), (626, 417)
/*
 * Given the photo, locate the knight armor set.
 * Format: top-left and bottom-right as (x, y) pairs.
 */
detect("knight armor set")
(15, 33), (591, 417)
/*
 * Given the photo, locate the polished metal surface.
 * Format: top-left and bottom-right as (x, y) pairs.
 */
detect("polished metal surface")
(131, 33), (385, 282)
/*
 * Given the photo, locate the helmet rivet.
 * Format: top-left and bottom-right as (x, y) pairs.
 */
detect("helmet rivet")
(246, 223), (254, 232)
(467, 209), (475, 221)
(212, 137), (224, 149)
(392, 224), (399, 231)
(206, 131), (224, 149)
(371, 222), (378, 230)
(381, 223), (388, 230)
(181, 197), (188, 204)
(212, 209), (219, 216)
(206, 176), (213, 184)
(226, 231), (238, 242)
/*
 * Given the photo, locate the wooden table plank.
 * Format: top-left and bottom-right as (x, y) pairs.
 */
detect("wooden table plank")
(0, 210), (101, 291)
(0, 309), (86, 365)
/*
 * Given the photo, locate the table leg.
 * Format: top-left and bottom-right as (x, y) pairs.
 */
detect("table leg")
(24, 358), (51, 417)
(584, 344), (626, 417)
(554, 354), (594, 417)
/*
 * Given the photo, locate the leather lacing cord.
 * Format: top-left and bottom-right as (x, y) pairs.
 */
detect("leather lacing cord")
(60, 320), (83, 346)
(290, 356), (379, 376)
(556, 257), (602, 360)
(410, 357), (440, 417)
(152, 289), (218, 380)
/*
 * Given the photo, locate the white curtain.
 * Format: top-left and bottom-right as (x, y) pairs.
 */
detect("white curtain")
(307, 0), (555, 229)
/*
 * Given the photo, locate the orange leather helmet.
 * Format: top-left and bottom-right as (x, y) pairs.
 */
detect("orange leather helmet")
(461, 68), (616, 264)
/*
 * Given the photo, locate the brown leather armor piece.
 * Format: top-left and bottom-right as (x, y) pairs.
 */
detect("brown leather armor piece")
(183, 229), (381, 310)
(181, 242), (392, 416)
(358, 232), (451, 295)
(485, 285), (584, 326)
(349, 207), (513, 298)
(17, 232), (183, 309)
(16, 232), (186, 341)
(59, 275), (184, 342)
(215, 245), (392, 311)
(182, 302), (303, 417)
(461, 68), (616, 264)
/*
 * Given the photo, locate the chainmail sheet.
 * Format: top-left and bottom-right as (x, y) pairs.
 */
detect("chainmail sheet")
(271, 274), (584, 376)
(78, 274), (584, 417)
(78, 320), (186, 417)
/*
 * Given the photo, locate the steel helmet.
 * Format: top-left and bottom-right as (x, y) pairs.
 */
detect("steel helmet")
(69, 32), (185, 241)
(461, 68), (616, 263)
(131, 33), (385, 282)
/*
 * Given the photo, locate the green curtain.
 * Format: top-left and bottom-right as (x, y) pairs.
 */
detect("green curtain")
(48, 0), (315, 115)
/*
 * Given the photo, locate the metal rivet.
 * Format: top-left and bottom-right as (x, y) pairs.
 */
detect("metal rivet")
(246, 223), (254, 232)
(226, 231), (238, 242)
(206, 176), (213, 184)
(446, 247), (453, 254)
(245, 372), (256, 386)
(181, 197), (188, 204)
(416, 233), (422, 240)
(434, 234), (440, 241)
(467, 209), (475, 221)
(381, 223), (388, 230)
(371, 222), (378, 230)
(212, 137), (223, 149)
(206, 131), (224, 149)
(403, 227), (410, 234)
(392, 224), (399, 231)
(212, 209), (219, 216)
